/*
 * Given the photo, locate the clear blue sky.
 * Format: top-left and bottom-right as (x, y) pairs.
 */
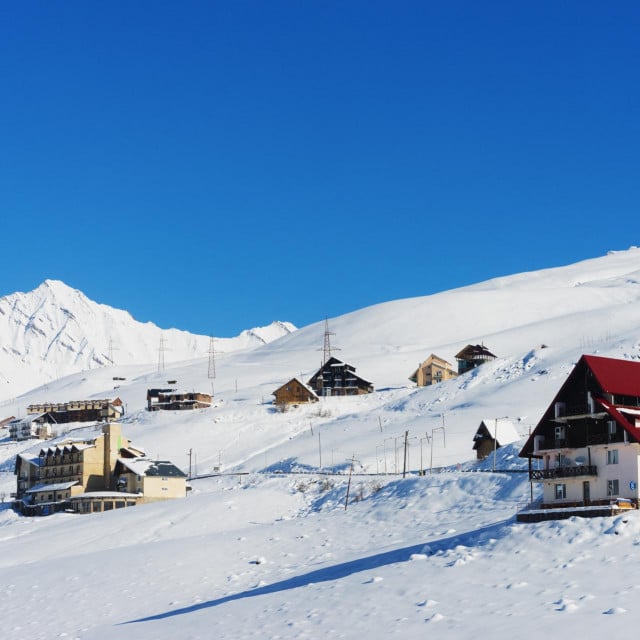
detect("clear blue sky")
(1, 2), (638, 336)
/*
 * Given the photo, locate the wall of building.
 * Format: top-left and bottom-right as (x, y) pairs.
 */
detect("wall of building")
(541, 442), (640, 504)
(141, 476), (186, 502)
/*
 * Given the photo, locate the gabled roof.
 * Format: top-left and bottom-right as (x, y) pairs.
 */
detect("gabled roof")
(455, 344), (497, 360)
(474, 419), (520, 446)
(582, 354), (640, 397)
(272, 378), (319, 398)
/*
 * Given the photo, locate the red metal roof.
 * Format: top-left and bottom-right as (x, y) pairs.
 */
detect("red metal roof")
(582, 355), (640, 396)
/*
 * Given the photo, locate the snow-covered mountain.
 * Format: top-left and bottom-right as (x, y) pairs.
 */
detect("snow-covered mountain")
(0, 279), (296, 400)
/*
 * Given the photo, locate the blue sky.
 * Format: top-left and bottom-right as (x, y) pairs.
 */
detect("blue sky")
(1, 2), (638, 336)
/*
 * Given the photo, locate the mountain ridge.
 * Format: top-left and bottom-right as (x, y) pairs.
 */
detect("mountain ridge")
(0, 279), (295, 399)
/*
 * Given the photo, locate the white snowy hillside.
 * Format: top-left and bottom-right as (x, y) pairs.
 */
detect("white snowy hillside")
(0, 279), (295, 400)
(1, 248), (640, 639)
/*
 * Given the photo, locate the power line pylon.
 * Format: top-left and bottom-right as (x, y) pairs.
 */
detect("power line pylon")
(208, 336), (216, 379)
(158, 335), (167, 373)
(319, 317), (340, 365)
(107, 337), (120, 366)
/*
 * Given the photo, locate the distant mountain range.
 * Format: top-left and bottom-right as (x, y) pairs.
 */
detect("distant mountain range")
(0, 280), (296, 399)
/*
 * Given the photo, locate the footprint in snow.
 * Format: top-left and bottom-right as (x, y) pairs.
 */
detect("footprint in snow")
(603, 607), (627, 615)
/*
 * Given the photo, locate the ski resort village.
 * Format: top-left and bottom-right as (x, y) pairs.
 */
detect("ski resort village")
(2, 248), (640, 638)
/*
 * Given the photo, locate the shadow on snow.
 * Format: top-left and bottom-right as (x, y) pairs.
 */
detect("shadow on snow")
(122, 516), (514, 626)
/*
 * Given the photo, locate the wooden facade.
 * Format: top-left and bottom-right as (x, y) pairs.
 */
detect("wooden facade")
(307, 357), (373, 397)
(409, 354), (458, 387)
(272, 378), (319, 407)
(455, 344), (497, 375)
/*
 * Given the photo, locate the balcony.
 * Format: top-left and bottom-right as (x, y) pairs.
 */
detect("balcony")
(530, 465), (598, 481)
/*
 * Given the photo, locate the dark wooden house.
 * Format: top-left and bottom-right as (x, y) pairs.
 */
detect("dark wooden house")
(518, 355), (640, 520)
(455, 344), (497, 375)
(307, 357), (374, 397)
(26, 398), (124, 423)
(272, 378), (319, 407)
(147, 390), (212, 411)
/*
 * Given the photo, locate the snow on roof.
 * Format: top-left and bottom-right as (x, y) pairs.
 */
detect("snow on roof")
(8, 413), (47, 426)
(480, 419), (520, 445)
(117, 457), (187, 477)
(71, 491), (141, 499)
(26, 481), (78, 493)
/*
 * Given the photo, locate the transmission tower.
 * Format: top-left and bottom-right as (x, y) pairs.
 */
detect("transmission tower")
(319, 317), (340, 365)
(107, 337), (120, 366)
(158, 335), (167, 372)
(208, 336), (216, 379)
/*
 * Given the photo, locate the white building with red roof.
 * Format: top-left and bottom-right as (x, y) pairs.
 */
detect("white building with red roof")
(519, 355), (640, 520)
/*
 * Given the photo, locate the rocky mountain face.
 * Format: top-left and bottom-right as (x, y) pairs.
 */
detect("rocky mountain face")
(0, 280), (295, 400)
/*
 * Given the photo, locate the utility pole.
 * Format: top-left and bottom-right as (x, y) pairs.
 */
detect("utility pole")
(402, 430), (409, 478)
(344, 454), (355, 510)
(187, 448), (193, 479)
(318, 430), (322, 469)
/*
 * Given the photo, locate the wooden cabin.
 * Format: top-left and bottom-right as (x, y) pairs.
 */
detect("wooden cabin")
(272, 378), (319, 407)
(307, 357), (373, 397)
(472, 418), (520, 460)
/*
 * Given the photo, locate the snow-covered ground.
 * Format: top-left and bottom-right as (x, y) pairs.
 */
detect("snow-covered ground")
(1, 247), (640, 639)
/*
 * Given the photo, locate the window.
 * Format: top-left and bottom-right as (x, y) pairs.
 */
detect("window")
(607, 479), (619, 496)
(607, 449), (619, 465)
(555, 484), (566, 500)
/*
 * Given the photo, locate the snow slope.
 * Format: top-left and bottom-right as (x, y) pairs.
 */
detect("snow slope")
(1, 247), (640, 639)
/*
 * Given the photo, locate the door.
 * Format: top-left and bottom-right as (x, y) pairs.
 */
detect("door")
(582, 481), (590, 505)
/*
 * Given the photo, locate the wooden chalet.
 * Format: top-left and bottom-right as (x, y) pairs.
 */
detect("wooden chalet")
(472, 418), (520, 460)
(272, 378), (319, 407)
(518, 355), (640, 521)
(455, 344), (497, 375)
(307, 357), (373, 397)
(26, 398), (124, 424)
(409, 354), (458, 387)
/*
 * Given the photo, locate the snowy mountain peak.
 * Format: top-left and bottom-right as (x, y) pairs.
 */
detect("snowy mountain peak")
(0, 281), (296, 400)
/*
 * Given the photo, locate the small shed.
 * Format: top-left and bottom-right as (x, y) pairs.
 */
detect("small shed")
(272, 378), (319, 407)
(472, 418), (520, 460)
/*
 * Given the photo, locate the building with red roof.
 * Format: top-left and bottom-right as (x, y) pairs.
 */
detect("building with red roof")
(519, 355), (640, 520)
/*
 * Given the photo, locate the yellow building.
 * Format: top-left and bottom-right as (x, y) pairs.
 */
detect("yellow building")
(13, 423), (184, 515)
(409, 354), (458, 387)
(114, 458), (188, 502)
